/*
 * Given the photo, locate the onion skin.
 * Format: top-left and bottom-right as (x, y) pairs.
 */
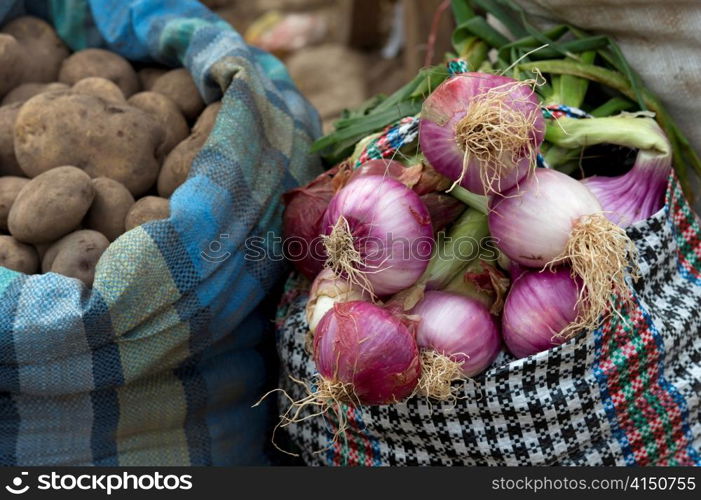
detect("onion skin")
(420, 192), (466, 234)
(321, 175), (434, 296)
(502, 269), (581, 359)
(410, 291), (501, 377)
(419, 73), (545, 195)
(305, 269), (367, 334)
(314, 301), (421, 405)
(581, 150), (670, 228)
(282, 167), (337, 279)
(489, 169), (603, 267)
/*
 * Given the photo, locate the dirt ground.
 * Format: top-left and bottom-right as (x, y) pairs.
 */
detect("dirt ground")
(202, 0), (408, 132)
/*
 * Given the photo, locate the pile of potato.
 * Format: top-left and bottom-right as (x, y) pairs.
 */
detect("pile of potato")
(0, 17), (222, 286)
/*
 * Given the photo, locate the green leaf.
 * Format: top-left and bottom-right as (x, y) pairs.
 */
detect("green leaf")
(450, 0), (475, 25)
(472, 0), (528, 39)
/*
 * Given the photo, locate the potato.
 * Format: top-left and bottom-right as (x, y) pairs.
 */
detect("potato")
(0, 34), (22, 97)
(0, 102), (23, 176)
(2, 82), (69, 106)
(151, 68), (205, 120)
(14, 91), (165, 195)
(85, 177), (135, 241)
(42, 230), (109, 287)
(0, 235), (39, 274)
(59, 48), (140, 97)
(0, 176), (29, 232)
(127, 91), (189, 154)
(1, 17), (70, 84)
(157, 102), (221, 197)
(124, 196), (170, 231)
(138, 67), (168, 91)
(72, 77), (125, 103)
(8, 166), (95, 244)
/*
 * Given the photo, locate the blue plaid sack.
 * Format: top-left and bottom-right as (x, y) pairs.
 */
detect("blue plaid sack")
(0, 0), (321, 465)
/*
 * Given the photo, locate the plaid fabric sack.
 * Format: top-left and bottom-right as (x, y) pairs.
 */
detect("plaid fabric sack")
(0, 0), (320, 465)
(276, 176), (701, 466)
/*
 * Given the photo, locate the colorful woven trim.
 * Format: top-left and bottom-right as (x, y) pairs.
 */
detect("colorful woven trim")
(354, 117), (419, 167)
(542, 104), (592, 120)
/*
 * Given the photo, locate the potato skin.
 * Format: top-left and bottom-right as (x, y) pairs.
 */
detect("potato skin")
(0, 235), (39, 274)
(1, 82), (69, 106)
(157, 102), (221, 197)
(42, 230), (110, 287)
(8, 166), (95, 244)
(0, 102), (23, 176)
(1, 17), (70, 84)
(0, 176), (29, 232)
(0, 34), (22, 97)
(124, 196), (170, 231)
(127, 91), (189, 154)
(14, 91), (165, 195)
(72, 77), (125, 103)
(59, 48), (140, 97)
(85, 177), (135, 241)
(151, 68), (205, 120)
(138, 67), (168, 91)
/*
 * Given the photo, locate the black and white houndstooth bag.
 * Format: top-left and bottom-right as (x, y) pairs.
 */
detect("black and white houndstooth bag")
(275, 177), (701, 466)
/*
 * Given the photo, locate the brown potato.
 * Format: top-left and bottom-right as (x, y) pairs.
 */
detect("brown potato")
(72, 77), (125, 103)
(157, 102), (221, 197)
(127, 91), (189, 154)
(0, 176), (29, 232)
(1, 17), (70, 84)
(14, 91), (165, 195)
(0, 34), (22, 97)
(1, 82), (69, 106)
(42, 230), (109, 287)
(0, 235), (39, 274)
(138, 67), (168, 91)
(8, 166), (95, 244)
(0, 102), (23, 176)
(124, 196), (170, 231)
(85, 177), (135, 241)
(59, 48), (140, 97)
(151, 68), (205, 120)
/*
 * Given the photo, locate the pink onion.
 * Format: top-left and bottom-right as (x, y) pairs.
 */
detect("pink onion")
(305, 269), (367, 334)
(581, 150), (670, 227)
(321, 175), (434, 297)
(282, 167), (337, 279)
(419, 73), (545, 195)
(314, 301), (421, 405)
(410, 291), (500, 377)
(502, 268), (582, 358)
(489, 168), (637, 337)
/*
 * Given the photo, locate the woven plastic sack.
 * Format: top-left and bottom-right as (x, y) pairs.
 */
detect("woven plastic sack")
(276, 176), (701, 466)
(0, 0), (320, 465)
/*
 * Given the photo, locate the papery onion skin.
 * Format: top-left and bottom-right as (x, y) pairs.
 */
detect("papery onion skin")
(305, 269), (367, 334)
(410, 291), (501, 377)
(502, 268), (581, 359)
(489, 168), (603, 267)
(420, 192), (466, 234)
(419, 73), (545, 195)
(321, 175), (434, 296)
(581, 150), (670, 228)
(282, 167), (337, 279)
(314, 301), (421, 405)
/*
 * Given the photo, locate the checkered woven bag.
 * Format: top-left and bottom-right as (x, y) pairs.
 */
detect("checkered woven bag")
(275, 175), (701, 466)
